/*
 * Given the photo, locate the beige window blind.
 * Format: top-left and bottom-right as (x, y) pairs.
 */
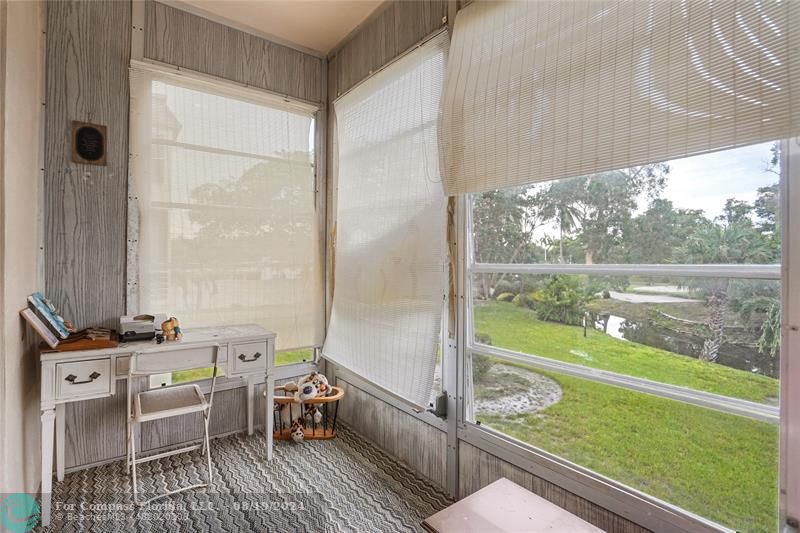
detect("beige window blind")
(129, 62), (324, 351)
(440, 0), (800, 195)
(323, 32), (449, 408)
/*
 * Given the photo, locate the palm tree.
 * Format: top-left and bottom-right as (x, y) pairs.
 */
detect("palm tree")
(679, 221), (771, 362)
(538, 180), (582, 263)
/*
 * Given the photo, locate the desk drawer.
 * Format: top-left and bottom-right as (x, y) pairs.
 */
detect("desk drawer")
(56, 359), (112, 400)
(232, 341), (268, 375)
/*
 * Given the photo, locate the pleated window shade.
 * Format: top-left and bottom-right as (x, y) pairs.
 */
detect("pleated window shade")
(440, 0), (800, 195)
(323, 32), (449, 408)
(129, 63), (324, 351)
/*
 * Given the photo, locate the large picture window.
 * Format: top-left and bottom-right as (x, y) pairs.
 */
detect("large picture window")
(466, 141), (782, 531)
(129, 63), (324, 378)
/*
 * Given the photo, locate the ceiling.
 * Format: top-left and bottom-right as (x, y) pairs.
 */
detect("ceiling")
(175, 0), (384, 55)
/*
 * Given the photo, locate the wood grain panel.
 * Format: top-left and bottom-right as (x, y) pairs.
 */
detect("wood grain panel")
(458, 441), (651, 533)
(336, 378), (448, 490)
(64, 379), (133, 469)
(146, 1), (323, 104)
(44, 0), (130, 330)
(329, 0), (447, 97)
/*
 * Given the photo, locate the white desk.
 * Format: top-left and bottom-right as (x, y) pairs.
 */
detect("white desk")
(39, 324), (276, 527)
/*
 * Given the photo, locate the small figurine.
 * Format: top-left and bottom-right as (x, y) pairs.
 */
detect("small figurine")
(161, 317), (183, 341)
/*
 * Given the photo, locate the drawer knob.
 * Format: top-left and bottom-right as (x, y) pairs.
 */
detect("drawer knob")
(238, 351), (262, 363)
(65, 371), (101, 385)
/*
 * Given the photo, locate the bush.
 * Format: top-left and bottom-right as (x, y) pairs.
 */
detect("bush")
(475, 332), (492, 345)
(535, 275), (586, 326)
(493, 279), (516, 296)
(512, 292), (535, 309)
(471, 354), (495, 382)
(496, 292), (515, 302)
(518, 276), (541, 294)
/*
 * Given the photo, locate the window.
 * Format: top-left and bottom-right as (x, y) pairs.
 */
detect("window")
(322, 32), (449, 408)
(466, 142), (782, 531)
(129, 63), (324, 386)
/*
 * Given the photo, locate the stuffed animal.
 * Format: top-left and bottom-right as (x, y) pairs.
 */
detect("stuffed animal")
(161, 317), (183, 341)
(290, 418), (305, 443)
(276, 372), (333, 440)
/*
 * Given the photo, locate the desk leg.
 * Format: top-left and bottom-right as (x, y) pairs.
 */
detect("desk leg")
(246, 375), (255, 436)
(56, 403), (65, 482)
(265, 371), (274, 461)
(41, 408), (56, 528)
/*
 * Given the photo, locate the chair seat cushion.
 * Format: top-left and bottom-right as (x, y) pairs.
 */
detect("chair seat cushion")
(135, 384), (208, 422)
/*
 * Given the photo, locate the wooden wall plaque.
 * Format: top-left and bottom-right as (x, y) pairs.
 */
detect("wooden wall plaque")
(71, 121), (107, 165)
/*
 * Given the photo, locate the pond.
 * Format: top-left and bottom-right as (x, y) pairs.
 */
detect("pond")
(593, 314), (778, 378)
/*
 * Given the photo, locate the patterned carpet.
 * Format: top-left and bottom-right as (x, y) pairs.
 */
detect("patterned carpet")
(44, 425), (452, 532)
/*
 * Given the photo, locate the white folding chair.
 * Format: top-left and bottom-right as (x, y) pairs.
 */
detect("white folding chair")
(126, 344), (220, 506)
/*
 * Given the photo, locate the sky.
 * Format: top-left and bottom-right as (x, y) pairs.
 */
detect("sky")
(529, 141), (779, 243)
(660, 142), (777, 220)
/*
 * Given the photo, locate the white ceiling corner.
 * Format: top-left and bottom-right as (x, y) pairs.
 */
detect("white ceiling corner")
(173, 0), (384, 56)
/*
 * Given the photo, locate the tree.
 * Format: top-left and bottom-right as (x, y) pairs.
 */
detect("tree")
(623, 199), (705, 264)
(718, 198), (754, 226)
(472, 188), (543, 298)
(678, 220), (771, 362)
(538, 164), (668, 264)
(538, 179), (582, 263)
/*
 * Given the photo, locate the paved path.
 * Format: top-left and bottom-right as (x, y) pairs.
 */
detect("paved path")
(609, 291), (700, 304)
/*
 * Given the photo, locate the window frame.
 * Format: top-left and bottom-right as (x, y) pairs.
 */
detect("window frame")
(457, 144), (791, 532)
(127, 59), (328, 389)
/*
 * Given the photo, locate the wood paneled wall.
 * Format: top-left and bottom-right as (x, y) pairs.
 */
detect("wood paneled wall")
(327, 0), (447, 99)
(44, 0), (131, 330)
(458, 441), (651, 533)
(145, 1), (325, 104)
(335, 377), (448, 490)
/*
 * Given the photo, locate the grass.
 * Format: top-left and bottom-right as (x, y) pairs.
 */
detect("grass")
(475, 367), (779, 532)
(169, 347), (315, 383)
(171, 367), (223, 383)
(474, 301), (780, 531)
(276, 347), (315, 366)
(474, 301), (778, 403)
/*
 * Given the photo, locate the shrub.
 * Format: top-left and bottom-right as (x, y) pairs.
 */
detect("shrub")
(512, 292), (535, 309)
(475, 332), (492, 345)
(493, 279), (516, 295)
(471, 354), (495, 382)
(496, 292), (515, 303)
(535, 275), (586, 326)
(518, 276), (541, 294)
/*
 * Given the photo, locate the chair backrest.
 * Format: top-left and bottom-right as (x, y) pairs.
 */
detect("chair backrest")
(127, 343), (222, 413)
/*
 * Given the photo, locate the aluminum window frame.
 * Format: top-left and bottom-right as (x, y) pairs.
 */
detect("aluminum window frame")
(458, 148), (790, 532)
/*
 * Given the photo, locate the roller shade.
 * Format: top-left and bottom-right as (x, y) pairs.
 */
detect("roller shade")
(323, 32), (449, 408)
(129, 62), (324, 350)
(440, 0), (800, 195)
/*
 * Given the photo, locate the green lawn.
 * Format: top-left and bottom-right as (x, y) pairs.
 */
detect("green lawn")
(276, 347), (315, 366)
(473, 301), (780, 532)
(476, 368), (778, 532)
(474, 301), (778, 403)
(169, 347), (314, 383)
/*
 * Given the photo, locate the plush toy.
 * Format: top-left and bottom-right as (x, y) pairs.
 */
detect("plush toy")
(276, 372), (333, 440)
(161, 317), (183, 341)
(290, 418), (305, 443)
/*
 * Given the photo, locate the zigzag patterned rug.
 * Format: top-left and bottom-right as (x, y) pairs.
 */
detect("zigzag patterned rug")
(45, 425), (452, 532)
